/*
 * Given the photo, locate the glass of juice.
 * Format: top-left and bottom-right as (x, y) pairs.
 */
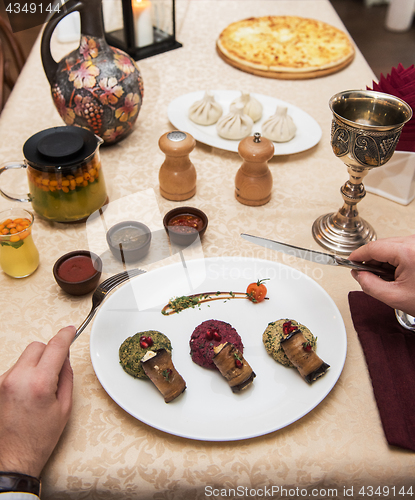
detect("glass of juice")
(0, 208), (39, 278)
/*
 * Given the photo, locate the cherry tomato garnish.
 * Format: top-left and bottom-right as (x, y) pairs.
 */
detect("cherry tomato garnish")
(246, 278), (269, 303)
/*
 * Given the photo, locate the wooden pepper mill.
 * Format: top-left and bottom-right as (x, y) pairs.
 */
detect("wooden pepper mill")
(158, 131), (197, 201)
(235, 132), (274, 206)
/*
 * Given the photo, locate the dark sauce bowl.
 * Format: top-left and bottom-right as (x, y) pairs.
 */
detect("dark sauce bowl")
(106, 221), (152, 263)
(53, 250), (102, 296)
(163, 207), (208, 246)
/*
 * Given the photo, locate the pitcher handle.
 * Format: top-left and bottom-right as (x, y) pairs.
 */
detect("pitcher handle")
(41, 0), (83, 85)
(0, 162), (31, 203)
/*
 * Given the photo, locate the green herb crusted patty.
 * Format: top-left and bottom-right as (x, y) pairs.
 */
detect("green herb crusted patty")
(119, 330), (172, 379)
(262, 319), (317, 367)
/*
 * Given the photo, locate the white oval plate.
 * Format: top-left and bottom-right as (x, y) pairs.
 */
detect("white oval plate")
(90, 257), (346, 441)
(167, 90), (322, 155)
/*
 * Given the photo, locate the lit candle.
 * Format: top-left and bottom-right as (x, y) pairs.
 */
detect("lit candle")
(132, 0), (154, 48)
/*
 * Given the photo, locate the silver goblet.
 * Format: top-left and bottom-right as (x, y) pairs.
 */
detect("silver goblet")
(312, 90), (412, 255)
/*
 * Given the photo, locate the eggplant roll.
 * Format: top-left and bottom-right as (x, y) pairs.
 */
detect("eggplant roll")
(280, 329), (329, 384)
(141, 349), (186, 403)
(213, 342), (256, 393)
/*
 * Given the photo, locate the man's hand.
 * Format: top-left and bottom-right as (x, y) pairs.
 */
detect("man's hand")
(0, 326), (75, 478)
(349, 235), (415, 316)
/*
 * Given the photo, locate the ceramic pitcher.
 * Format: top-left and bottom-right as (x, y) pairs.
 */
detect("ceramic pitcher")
(41, 0), (144, 145)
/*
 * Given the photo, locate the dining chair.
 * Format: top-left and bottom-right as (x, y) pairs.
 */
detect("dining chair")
(0, 16), (25, 112)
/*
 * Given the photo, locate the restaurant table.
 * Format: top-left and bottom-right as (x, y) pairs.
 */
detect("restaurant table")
(1, 1), (415, 499)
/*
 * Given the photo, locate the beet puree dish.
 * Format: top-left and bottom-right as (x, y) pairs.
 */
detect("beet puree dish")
(189, 319), (243, 369)
(53, 251), (102, 296)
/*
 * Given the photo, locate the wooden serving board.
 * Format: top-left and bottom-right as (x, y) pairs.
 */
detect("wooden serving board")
(216, 43), (355, 80)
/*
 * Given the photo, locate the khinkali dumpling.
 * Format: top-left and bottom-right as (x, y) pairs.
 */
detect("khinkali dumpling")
(261, 106), (297, 142)
(230, 92), (263, 122)
(188, 91), (223, 125)
(216, 103), (253, 140)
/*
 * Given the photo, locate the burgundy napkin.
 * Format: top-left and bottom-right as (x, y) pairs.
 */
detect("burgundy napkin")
(368, 65), (415, 152)
(348, 291), (415, 451)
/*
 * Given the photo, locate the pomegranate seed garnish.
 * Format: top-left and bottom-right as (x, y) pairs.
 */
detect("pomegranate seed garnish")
(140, 340), (149, 348)
(213, 331), (222, 341)
(283, 321), (297, 335)
(206, 330), (213, 340)
(303, 342), (312, 352)
(146, 336), (154, 347)
(235, 359), (243, 368)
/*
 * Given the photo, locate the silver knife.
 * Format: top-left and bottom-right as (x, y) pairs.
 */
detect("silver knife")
(241, 233), (396, 280)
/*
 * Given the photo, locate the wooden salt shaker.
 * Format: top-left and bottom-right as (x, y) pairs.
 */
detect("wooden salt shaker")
(235, 132), (274, 206)
(158, 131), (197, 201)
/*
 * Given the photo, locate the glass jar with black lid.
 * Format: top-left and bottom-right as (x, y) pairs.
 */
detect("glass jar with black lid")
(0, 126), (108, 223)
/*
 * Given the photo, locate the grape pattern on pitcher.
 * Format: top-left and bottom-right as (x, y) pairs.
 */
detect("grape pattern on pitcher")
(51, 35), (144, 145)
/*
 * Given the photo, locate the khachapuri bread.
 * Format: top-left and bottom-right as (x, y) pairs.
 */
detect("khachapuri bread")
(189, 319), (244, 369)
(119, 330), (172, 379)
(217, 16), (355, 74)
(262, 319), (317, 367)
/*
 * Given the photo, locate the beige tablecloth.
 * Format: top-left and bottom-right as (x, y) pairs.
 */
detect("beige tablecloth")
(1, 1), (415, 499)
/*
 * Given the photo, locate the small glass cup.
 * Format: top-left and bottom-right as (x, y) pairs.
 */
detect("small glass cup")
(0, 208), (39, 278)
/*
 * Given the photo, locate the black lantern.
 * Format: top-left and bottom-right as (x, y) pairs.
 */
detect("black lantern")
(103, 0), (182, 60)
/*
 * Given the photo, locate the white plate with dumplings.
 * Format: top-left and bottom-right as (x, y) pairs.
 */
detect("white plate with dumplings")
(167, 90), (322, 156)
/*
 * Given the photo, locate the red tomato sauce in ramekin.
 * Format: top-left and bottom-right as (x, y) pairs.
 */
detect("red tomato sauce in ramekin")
(58, 255), (97, 282)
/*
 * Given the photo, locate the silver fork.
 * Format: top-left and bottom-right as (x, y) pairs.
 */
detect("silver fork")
(73, 268), (146, 343)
